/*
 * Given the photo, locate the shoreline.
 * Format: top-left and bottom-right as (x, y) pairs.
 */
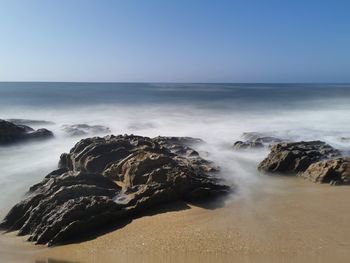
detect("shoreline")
(2, 176), (350, 263)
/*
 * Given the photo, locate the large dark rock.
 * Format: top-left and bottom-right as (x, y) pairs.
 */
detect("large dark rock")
(62, 124), (111, 137)
(299, 157), (350, 185)
(1, 134), (231, 246)
(258, 141), (340, 174)
(0, 119), (53, 145)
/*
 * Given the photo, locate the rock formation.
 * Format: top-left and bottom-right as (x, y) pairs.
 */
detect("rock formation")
(299, 157), (350, 185)
(0, 134), (230, 246)
(0, 119), (54, 145)
(258, 141), (340, 174)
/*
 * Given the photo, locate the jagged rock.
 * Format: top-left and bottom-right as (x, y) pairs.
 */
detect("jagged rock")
(1, 134), (230, 246)
(6, 119), (55, 126)
(258, 141), (340, 174)
(299, 157), (350, 185)
(62, 124), (111, 137)
(0, 119), (53, 145)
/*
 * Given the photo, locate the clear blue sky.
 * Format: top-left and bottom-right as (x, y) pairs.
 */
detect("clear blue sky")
(0, 0), (349, 82)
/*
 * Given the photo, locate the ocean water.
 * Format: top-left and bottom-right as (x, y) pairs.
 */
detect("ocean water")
(0, 82), (350, 217)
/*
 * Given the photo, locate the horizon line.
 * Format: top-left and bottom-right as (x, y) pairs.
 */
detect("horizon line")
(0, 81), (350, 85)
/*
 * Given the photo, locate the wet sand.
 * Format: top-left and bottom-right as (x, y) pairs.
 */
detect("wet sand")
(2, 176), (350, 263)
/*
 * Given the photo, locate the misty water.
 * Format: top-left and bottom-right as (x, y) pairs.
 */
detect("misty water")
(1, 82), (350, 218)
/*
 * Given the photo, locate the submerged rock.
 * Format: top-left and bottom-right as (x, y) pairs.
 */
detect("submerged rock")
(233, 132), (283, 150)
(0, 119), (53, 145)
(233, 140), (264, 150)
(258, 141), (340, 174)
(299, 157), (350, 185)
(62, 124), (111, 137)
(241, 132), (283, 144)
(0, 134), (230, 246)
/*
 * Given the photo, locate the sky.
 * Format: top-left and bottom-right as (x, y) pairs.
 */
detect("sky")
(0, 0), (349, 83)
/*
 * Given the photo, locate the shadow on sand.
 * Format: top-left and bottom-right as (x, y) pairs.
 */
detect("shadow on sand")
(51, 195), (228, 247)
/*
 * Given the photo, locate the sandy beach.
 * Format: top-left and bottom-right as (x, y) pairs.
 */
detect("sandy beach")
(1, 0), (350, 261)
(2, 175), (350, 263)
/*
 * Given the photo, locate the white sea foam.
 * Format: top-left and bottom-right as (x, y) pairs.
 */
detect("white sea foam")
(0, 95), (350, 216)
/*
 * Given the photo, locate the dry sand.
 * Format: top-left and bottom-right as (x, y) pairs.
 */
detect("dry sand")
(2, 176), (350, 263)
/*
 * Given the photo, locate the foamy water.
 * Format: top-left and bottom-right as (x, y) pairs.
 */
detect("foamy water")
(0, 83), (350, 217)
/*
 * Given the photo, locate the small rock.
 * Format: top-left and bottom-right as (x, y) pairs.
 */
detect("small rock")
(233, 140), (264, 150)
(241, 132), (283, 144)
(339, 137), (350, 142)
(233, 132), (284, 151)
(62, 124), (111, 137)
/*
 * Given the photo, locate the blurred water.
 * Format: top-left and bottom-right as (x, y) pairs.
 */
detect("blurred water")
(0, 82), (350, 217)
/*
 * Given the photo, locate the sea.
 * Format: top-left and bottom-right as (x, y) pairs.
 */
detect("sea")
(1, 82), (350, 218)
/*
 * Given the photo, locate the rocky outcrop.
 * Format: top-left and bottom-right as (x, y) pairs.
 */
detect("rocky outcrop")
(233, 132), (283, 150)
(62, 124), (111, 137)
(258, 141), (340, 174)
(0, 135), (231, 246)
(0, 119), (53, 145)
(299, 157), (350, 185)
